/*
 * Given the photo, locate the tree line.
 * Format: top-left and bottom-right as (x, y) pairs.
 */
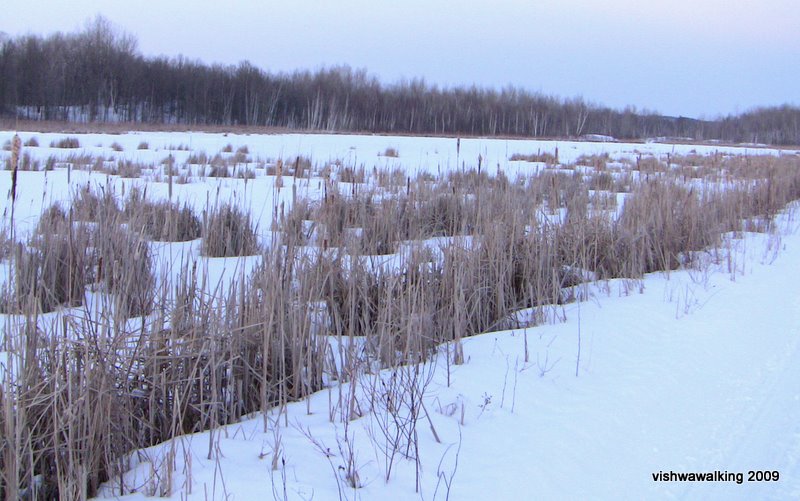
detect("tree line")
(1, 18), (798, 145)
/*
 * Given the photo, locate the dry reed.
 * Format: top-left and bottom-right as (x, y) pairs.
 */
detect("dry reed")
(2, 148), (800, 499)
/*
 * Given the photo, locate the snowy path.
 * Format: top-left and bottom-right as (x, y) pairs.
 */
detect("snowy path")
(416, 235), (796, 499)
(440, 227), (800, 500)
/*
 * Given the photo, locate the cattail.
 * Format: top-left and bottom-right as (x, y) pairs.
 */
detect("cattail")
(167, 154), (174, 200)
(10, 134), (21, 202)
(275, 158), (283, 188)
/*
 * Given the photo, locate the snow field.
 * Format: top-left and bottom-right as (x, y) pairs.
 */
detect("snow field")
(0, 130), (797, 500)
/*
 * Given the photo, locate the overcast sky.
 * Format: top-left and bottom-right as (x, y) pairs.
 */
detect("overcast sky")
(3, 1), (798, 118)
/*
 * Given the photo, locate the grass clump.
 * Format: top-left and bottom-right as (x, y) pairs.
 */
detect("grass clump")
(1, 196), (155, 316)
(233, 151), (251, 164)
(113, 160), (143, 178)
(186, 152), (209, 165)
(6, 152), (40, 171)
(338, 165), (365, 184)
(207, 154), (230, 177)
(50, 137), (81, 148)
(71, 184), (121, 222)
(575, 153), (610, 170)
(208, 164), (230, 177)
(232, 145), (251, 163)
(125, 189), (201, 242)
(94, 222), (155, 318)
(510, 151), (558, 164)
(588, 171), (615, 191)
(23, 137), (39, 147)
(236, 168), (256, 179)
(201, 203), (259, 257)
(0, 224), (14, 261)
(289, 156), (313, 177)
(2, 216), (92, 313)
(36, 202), (69, 233)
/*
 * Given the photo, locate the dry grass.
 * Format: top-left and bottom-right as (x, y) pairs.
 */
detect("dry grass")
(2, 212), (92, 313)
(280, 156), (312, 178)
(232, 145), (251, 164)
(124, 188), (201, 242)
(71, 184), (121, 222)
(49, 137), (81, 148)
(63, 152), (94, 170)
(0, 224), (14, 262)
(588, 171), (615, 191)
(575, 153), (610, 170)
(111, 160), (143, 178)
(208, 164), (230, 177)
(94, 221), (155, 318)
(236, 167), (256, 179)
(6, 152), (40, 171)
(337, 165), (365, 184)
(3, 146), (800, 499)
(186, 152), (209, 165)
(201, 204), (260, 257)
(510, 151), (558, 164)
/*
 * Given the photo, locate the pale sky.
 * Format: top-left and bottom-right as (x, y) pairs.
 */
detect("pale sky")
(3, 0), (799, 118)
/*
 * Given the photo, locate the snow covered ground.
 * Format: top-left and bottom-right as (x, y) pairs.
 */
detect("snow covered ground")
(1, 130), (798, 500)
(0, 129), (792, 237)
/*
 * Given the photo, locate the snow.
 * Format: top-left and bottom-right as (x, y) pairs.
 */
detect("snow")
(0, 130), (797, 499)
(0, 130), (785, 178)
